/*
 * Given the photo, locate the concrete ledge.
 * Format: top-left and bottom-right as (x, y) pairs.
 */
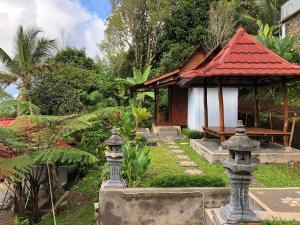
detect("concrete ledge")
(98, 187), (230, 225)
(152, 125), (182, 137)
(191, 139), (300, 164)
(205, 209), (300, 224)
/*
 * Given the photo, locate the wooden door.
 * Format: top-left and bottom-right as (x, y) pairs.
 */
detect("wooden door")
(171, 86), (188, 126)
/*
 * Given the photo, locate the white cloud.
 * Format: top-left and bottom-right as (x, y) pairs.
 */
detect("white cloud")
(0, 0), (106, 58)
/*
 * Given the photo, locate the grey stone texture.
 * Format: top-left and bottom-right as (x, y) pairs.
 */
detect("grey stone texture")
(285, 15), (300, 46)
(217, 121), (260, 224)
(98, 187), (230, 225)
(103, 129), (126, 188)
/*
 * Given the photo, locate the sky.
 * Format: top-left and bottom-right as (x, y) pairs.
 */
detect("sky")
(0, 0), (111, 97)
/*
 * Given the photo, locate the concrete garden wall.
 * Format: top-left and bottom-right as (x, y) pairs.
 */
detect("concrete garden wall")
(98, 187), (229, 225)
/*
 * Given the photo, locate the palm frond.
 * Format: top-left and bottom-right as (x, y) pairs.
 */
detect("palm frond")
(32, 37), (56, 63)
(0, 71), (18, 87)
(0, 48), (19, 74)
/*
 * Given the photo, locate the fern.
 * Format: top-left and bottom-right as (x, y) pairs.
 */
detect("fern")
(0, 127), (28, 154)
(0, 154), (33, 182)
(33, 147), (98, 166)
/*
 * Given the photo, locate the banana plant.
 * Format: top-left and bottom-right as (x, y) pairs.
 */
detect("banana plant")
(122, 143), (151, 187)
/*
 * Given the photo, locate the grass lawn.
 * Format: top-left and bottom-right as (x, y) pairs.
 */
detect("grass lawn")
(176, 139), (300, 188)
(38, 168), (102, 225)
(143, 145), (184, 185)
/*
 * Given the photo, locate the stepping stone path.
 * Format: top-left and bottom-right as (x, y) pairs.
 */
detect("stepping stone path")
(169, 145), (180, 149)
(171, 150), (185, 154)
(178, 161), (197, 167)
(185, 169), (203, 175)
(175, 154), (191, 160)
(166, 140), (203, 175)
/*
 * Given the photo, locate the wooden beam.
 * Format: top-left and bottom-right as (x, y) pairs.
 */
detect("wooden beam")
(254, 79), (259, 128)
(203, 79), (208, 138)
(155, 89), (160, 124)
(218, 78), (225, 142)
(282, 78), (289, 147)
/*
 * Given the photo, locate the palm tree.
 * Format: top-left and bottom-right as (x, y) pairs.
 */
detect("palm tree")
(0, 25), (56, 103)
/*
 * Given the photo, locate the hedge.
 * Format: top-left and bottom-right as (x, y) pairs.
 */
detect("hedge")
(148, 174), (225, 187)
(182, 128), (203, 139)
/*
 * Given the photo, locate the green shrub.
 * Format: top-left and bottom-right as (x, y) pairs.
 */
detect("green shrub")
(262, 219), (300, 225)
(148, 174), (225, 187)
(182, 128), (203, 139)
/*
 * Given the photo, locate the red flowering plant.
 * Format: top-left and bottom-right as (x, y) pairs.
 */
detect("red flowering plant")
(110, 113), (122, 129)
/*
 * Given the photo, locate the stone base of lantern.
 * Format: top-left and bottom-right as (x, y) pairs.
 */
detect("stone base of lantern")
(101, 180), (126, 189)
(211, 208), (261, 225)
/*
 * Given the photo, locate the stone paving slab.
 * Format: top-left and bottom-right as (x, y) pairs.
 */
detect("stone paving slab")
(175, 154), (191, 160)
(171, 150), (185, 154)
(178, 161), (197, 167)
(184, 169), (203, 175)
(250, 188), (300, 213)
(169, 145), (180, 149)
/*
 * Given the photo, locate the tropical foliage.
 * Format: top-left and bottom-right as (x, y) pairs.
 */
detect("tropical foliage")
(256, 21), (300, 63)
(132, 106), (151, 128)
(122, 143), (151, 187)
(0, 26), (56, 102)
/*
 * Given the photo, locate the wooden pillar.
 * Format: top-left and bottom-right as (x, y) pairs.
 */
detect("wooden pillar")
(254, 79), (259, 128)
(203, 79), (208, 138)
(218, 78), (225, 142)
(155, 89), (160, 125)
(282, 78), (289, 147)
(168, 86), (172, 125)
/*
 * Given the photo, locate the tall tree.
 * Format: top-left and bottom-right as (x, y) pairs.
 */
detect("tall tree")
(0, 25), (56, 103)
(155, 0), (213, 72)
(204, 0), (237, 51)
(51, 47), (95, 70)
(101, 0), (170, 72)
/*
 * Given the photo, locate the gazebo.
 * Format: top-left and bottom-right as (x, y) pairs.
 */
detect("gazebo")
(131, 45), (207, 127)
(179, 28), (300, 147)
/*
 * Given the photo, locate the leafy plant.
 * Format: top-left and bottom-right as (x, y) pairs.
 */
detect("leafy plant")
(116, 110), (136, 140)
(182, 128), (203, 139)
(122, 143), (151, 187)
(124, 65), (151, 85)
(132, 106), (151, 128)
(256, 21), (300, 64)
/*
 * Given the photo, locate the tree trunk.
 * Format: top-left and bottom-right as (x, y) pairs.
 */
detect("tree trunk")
(14, 182), (26, 217)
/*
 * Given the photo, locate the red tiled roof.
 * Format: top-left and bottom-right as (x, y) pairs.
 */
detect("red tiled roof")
(0, 146), (15, 158)
(181, 28), (300, 79)
(0, 118), (15, 127)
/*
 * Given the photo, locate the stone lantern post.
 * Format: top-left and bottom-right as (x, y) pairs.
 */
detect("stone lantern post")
(214, 120), (260, 224)
(102, 129), (126, 188)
